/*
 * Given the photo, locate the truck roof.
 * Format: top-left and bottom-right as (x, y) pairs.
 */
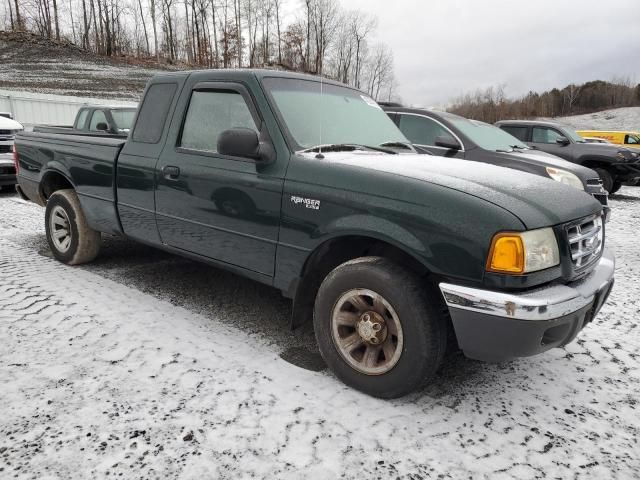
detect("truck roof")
(495, 119), (564, 128)
(149, 68), (355, 90)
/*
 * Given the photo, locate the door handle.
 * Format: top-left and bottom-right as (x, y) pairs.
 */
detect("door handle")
(162, 165), (180, 179)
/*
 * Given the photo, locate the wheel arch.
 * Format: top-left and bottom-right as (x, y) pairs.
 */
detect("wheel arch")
(289, 232), (435, 329)
(39, 168), (75, 202)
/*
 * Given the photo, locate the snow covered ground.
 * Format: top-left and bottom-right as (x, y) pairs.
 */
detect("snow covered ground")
(0, 187), (639, 479)
(546, 107), (640, 131)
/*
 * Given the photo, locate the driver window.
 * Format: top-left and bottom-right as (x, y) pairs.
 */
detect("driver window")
(625, 134), (639, 145)
(89, 110), (108, 131)
(398, 114), (453, 146)
(180, 90), (257, 152)
(532, 127), (563, 144)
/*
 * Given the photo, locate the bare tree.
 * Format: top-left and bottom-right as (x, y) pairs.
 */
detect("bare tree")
(350, 11), (376, 89)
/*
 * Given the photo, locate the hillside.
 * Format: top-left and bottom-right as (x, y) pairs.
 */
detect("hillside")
(543, 107), (640, 131)
(0, 31), (173, 101)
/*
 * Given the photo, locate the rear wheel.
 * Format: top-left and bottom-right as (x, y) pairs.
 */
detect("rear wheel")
(45, 189), (101, 265)
(313, 257), (447, 398)
(594, 168), (614, 194)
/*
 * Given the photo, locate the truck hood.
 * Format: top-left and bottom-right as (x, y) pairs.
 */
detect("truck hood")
(498, 148), (599, 183)
(307, 151), (602, 230)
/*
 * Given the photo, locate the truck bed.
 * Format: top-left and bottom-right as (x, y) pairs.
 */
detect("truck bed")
(32, 125), (129, 138)
(15, 131), (126, 234)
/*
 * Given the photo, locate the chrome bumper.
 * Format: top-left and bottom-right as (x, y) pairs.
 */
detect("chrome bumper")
(439, 248), (615, 322)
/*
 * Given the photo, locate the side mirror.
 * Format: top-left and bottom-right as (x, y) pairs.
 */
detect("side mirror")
(96, 122), (109, 131)
(556, 136), (570, 146)
(434, 135), (461, 150)
(218, 128), (265, 161)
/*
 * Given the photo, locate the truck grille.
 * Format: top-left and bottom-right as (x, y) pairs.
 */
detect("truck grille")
(0, 165), (16, 175)
(0, 145), (11, 153)
(566, 215), (603, 270)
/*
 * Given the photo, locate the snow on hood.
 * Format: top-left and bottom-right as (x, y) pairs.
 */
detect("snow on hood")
(301, 151), (602, 229)
(0, 116), (23, 130)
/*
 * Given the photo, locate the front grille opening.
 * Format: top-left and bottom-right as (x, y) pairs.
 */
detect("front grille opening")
(566, 215), (603, 270)
(586, 178), (603, 187)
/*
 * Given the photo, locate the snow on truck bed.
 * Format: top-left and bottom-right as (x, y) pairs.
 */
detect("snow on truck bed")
(0, 188), (639, 479)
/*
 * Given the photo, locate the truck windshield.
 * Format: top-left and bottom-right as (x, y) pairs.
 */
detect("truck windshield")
(262, 77), (407, 150)
(561, 126), (587, 143)
(448, 117), (529, 151)
(111, 109), (136, 131)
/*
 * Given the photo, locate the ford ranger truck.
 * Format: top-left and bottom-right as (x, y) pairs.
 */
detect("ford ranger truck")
(14, 70), (615, 398)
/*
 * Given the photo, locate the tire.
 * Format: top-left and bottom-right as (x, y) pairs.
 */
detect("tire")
(610, 181), (622, 194)
(594, 168), (614, 194)
(45, 189), (101, 265)
(313, 256), (447, 398)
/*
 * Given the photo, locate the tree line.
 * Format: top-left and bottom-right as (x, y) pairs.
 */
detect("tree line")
(2, 0), (399, 101)
(448, 78), (640, 123)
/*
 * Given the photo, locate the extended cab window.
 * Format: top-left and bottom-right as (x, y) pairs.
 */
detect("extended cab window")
(398, 114), (452, 146)
(75, 109), (89, 129)
(132, 83), (178, 144)
(180, 90), (257, 153)
(532, 127), (564, 144)
(501, 125), (528, 142)
(89, 110), (108, 131)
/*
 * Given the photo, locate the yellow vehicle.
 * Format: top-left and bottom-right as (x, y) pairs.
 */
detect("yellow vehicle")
(576, 130), (640, 149)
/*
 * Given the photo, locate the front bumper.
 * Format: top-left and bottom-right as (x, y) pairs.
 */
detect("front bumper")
(613, 161), (640, 182)
(439, 248), (615, 362)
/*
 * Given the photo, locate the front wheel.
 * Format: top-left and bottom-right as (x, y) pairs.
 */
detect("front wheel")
(610, 181), (622, 195)
(313, 257), (447, 398)
(45, 189), (101, 265)
(594, 168), (614, 194)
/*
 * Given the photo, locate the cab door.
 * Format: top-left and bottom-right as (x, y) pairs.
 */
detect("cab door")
(154, 82), (283, 277)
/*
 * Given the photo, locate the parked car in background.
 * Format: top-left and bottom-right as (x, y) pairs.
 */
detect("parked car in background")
(15, 69), (615, 398)
(382, 106), (609, 210)
(576, 130), (640, 149)
(0, 115), (24, 155)
(583, 137), (612, 144)
(33, 106), (137, 137)
(496, 120), (640, 193)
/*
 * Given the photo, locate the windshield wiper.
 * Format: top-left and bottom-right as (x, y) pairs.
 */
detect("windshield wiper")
(301, 143), (398, 155)
(379, 141), (414, 151)
(510, 144), (529, 150)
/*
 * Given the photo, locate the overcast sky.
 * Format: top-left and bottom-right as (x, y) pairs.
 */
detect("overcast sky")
(341, 0), (640, 106)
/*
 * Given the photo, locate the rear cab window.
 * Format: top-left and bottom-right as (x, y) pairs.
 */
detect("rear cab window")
(501, 125), (528, 142)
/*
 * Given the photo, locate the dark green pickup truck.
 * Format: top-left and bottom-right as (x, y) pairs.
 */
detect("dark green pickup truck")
(14, 70), (615, 398)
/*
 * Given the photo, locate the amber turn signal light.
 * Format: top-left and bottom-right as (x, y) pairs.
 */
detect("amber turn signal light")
(486, 233), (525, 274)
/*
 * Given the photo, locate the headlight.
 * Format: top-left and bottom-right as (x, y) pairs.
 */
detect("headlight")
(616, 151), (634, 161)
(486, 227), (560, 274)
(545, 167), (584, 190)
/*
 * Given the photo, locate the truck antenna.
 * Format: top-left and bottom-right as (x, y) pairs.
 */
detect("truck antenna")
(316, 73), (324, 159)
